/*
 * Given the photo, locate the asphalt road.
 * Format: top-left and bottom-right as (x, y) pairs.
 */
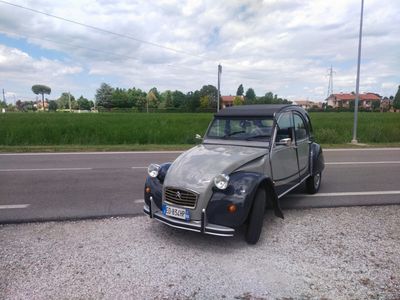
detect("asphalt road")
(0, 148), (399, 223)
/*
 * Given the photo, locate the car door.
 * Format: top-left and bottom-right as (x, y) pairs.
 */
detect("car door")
(293, 113), (310, 180)
(270, 111), (300, 197)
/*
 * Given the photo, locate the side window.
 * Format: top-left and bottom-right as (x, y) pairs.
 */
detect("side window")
(208, 119), (226, 136)
(293, 114), (308, 141)
(276, 112), (293, 142)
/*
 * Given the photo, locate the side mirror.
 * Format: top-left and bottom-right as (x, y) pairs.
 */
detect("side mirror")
(276, 138), (292, 147)
(195, 134), (203, 140)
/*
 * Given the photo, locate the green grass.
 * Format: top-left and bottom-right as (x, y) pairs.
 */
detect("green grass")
(0, 113), (211, 146)
(0, 112), (399, 149)
(310, 112), (400, 144)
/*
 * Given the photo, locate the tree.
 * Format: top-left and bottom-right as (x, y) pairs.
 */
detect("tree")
(128, 87), (146, 111)
(199, 85), (218, 108)
(172, 90), (186, 108)
(95, 83), (114, 109)
(162, 90), (173, 108)
(186, 91), (200, 112)
(57, 92), (76, 110)
(233, 96), (243, 106)
(200, 96), (209, 109)
(371, 100), (380, 111)
(48, 100), (58, 111)
(146, 90), (160, 111)
(77, 96), (92, 110)
(111, 88), (130, 108)
(236, 84), (244, 96)
(32, 84), (51, 111)
(393, 85), (400, 110)
(245, 88), (256, 102)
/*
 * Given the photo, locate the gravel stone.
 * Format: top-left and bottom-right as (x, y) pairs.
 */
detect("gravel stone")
(1, 205), (399, 299)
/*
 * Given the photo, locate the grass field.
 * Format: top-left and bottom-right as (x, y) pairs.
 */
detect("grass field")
(0, 112), (399, 148)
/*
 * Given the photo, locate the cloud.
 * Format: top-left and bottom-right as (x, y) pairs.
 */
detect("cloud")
(0, 0), (398, 101)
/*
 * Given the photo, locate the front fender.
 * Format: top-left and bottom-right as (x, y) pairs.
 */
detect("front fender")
(144, 163), (171, 210)
(310, 143), (325, 175)
(206, 172), (283, 228)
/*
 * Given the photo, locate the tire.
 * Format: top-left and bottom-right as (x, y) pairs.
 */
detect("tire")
(306, 172), (321, 194)
(245, 188), (266, 245)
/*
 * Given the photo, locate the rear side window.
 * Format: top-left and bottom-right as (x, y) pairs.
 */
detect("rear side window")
(293, 114), (308, 141)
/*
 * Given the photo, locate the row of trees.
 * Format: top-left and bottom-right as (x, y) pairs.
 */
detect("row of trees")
(94, 83), (219, 112)
(4, 83), (398, 113)
(94, 83), (291, 111)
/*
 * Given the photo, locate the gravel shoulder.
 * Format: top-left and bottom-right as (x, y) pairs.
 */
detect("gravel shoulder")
(1, 205), (399, 299)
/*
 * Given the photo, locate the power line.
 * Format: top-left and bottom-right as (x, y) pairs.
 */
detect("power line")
(0, 1), (277, 84)
(0, 28), (216, 76)
(0, 0), (206, 60)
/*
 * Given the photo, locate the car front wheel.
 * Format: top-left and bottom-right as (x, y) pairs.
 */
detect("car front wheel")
(245, 188), (266, 245)
(306, 172), (321, 194)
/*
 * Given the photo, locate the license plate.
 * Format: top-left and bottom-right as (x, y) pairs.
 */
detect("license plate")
(162, 204), (190, 221)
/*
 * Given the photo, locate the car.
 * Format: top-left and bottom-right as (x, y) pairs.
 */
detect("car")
(143, 104), (325, 244)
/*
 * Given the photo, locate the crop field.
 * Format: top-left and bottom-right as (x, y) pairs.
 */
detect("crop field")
(0, 112), (399, 147)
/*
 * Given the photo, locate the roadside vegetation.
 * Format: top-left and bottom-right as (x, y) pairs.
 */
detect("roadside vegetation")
(0, 112), (399, 150)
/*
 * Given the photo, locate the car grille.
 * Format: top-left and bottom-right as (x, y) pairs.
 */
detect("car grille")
(164, 187), (198, 208)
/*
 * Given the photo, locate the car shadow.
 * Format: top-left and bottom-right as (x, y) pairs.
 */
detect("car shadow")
(146, 209), (282, 252)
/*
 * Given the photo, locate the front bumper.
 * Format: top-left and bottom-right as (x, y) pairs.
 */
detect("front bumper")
(143, 199), (234, 237)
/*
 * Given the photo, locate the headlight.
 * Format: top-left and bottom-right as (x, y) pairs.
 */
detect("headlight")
(147, 164), (160, 178)
(214, 174), (230, 190)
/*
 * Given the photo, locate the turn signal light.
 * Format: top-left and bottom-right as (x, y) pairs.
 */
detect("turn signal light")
(227, 204), (237, 213)
(145, 187), (151, 193)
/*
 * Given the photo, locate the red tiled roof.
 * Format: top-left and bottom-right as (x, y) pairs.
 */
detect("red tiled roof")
(221, 96), (235, 102)
(330, 93), (381, 101)
(222, 95), (244, 103)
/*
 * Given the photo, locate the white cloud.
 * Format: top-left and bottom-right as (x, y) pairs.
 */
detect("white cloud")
(0, 0), (398, 101)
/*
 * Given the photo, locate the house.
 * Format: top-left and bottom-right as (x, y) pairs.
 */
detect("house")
(293, 100), (322, 110)
(35, 100), (49, 110)
(326, 93), (381, 110)
(380, 97), (394, 112)
(221, 95), (244, 108)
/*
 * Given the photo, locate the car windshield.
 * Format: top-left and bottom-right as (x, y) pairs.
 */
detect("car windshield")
(206, 117), (273, 141)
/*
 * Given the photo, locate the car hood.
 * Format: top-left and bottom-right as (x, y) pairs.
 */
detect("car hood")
(164, 143), (267, 192)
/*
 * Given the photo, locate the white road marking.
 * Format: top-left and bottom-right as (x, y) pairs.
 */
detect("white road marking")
(0, 151), (183, 156)
(134, 199), (145, 203)
(0, 168), (92, 172)
(288, 191), (400, 198)
(0, 204), (30, 209)
(326, 161), (400, 165)
(1, 148), (398, 156)
(324, 148), (400, 152)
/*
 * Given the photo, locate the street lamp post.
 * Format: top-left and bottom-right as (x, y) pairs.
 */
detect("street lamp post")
(217, 64), (222, 112)
(352, 0), (364, 144)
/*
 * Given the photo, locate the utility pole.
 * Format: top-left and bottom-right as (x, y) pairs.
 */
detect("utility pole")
(352, 0), (364, 144)
(68, 91), (71, 113)
(327, 66), (334, 98)
(2, 88), (5, 103)
(217, 64), (222, 112)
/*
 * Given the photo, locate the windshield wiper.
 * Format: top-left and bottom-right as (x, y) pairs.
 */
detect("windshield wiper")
(223, 130), (245, 138)
(246, 134), (270, 140)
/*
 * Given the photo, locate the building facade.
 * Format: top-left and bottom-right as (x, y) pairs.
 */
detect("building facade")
(326, 93), (381, 110)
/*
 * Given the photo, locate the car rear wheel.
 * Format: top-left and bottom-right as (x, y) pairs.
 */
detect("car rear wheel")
(245, 188), (266, 245)
(306, 172), (321, 194)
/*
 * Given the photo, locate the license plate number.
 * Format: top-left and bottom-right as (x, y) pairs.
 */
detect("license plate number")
(162, 204), (190, 221)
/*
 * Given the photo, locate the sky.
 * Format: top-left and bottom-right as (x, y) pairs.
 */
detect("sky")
(0, 0), (399, 103)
